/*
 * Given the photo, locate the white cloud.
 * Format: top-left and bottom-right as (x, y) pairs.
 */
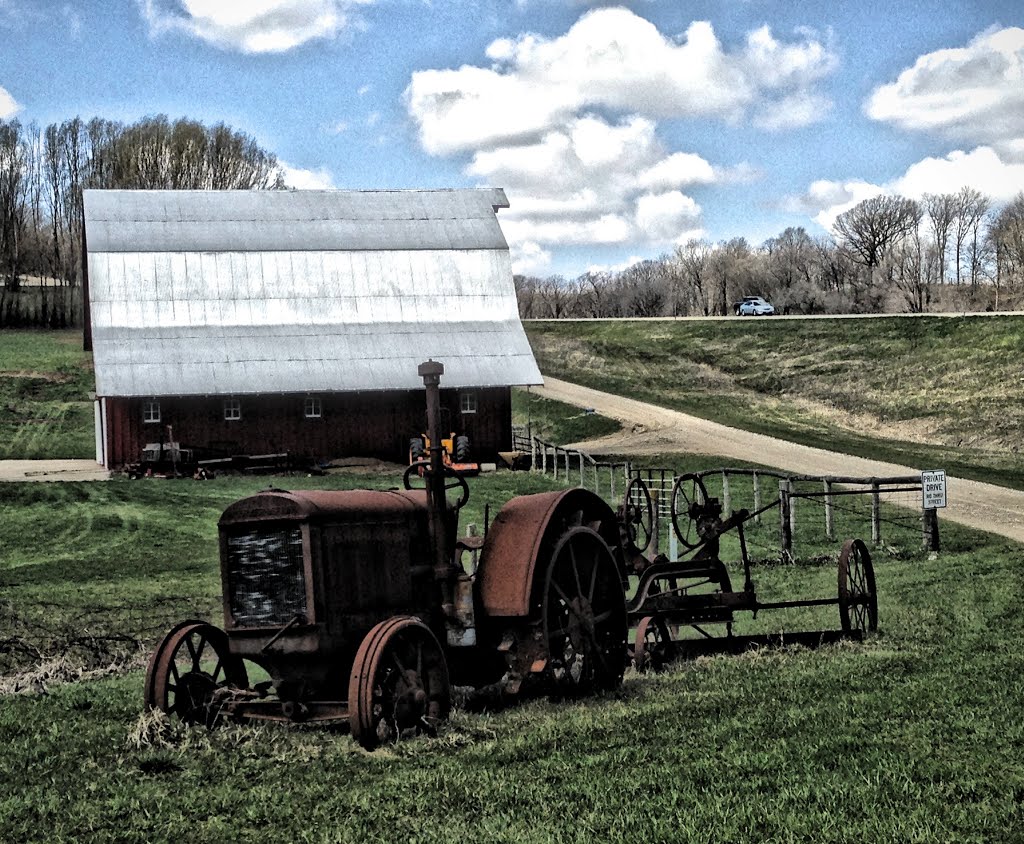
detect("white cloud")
(865, 26), (1024, 145)
(790, 145), (1024, 231)
(897, 146), (1024, 199)
(636, 152), (717, 192)
(470, 114), (715, 253)
(0, 84), (18, 118)
(279, 161), (336, 189)
(138, 0), (371, 54)
(510, 240), (553, 275)
(407, 9), (837, 155)
(406, 9), (832, 274)
(753, 91), (832, 131)
(635, 191), (702, 242)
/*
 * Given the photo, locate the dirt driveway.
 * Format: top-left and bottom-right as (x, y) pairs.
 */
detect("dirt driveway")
(536, 377), (1024, 545)
(0, 459), (110, 482)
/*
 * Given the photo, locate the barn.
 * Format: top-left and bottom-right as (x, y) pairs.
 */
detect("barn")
(82, 188), (542, 470)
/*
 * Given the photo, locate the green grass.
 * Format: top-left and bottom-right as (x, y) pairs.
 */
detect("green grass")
(0, 329), (95, 459)
(526, 316), (1024, 490)
(2, 469), (1024, 842)
(512, 387), (621, 445)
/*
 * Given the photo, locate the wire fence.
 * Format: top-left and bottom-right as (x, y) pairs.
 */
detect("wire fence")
(530, 436), (941, 562)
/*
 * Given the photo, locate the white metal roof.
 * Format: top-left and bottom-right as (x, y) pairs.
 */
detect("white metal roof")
(84, 189), (542, 397)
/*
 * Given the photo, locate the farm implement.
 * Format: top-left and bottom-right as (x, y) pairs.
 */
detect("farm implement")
(144, 361), (877, 749)
(621, 474), (877, 671)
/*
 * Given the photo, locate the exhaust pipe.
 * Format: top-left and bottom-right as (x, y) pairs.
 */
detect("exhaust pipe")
(418, 360), (450, 583)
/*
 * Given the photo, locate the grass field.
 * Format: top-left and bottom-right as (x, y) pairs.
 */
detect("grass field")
(526, 316), (1024, 490)
(2, 326), (1024, 841)
(0, 329), (95, 459)
(2, 468), (1023, 842)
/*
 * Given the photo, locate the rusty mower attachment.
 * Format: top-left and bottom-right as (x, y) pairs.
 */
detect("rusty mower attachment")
(624, 473), (878, 671)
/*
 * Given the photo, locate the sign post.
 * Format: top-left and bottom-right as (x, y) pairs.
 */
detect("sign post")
(921, 470), (945, 553)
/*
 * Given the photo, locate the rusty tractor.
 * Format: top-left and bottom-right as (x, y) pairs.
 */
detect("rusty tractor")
(621, 473), (878, 671)
(145, 361), (630, 749)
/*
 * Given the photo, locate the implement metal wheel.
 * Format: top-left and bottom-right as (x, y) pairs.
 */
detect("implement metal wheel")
(633, 615), (674, 673)
(542, 526), (627, 695)
(670, 473), (709, 549)
(623, 477), (654, 554)
(838, 539), (878, 635)
(348, 616), (451, 751)
(144, 620), (248, 726)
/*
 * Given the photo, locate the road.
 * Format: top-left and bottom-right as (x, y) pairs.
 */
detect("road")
(535, 376), (1024, 545)
(0, 459), (110, 482)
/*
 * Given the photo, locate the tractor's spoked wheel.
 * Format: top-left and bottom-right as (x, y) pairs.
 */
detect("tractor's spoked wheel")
(633, 615), (674, 673)
(838, 538), (878, 636)
(348, 616), (451, 751)
(623, 478), (654, 554)
(671, 473), (709, 550)
(542, 527), (627, 695)
(144, 621), (247, 726)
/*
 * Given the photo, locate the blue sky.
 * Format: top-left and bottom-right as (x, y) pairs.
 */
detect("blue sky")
(1, 0), (1022, 277)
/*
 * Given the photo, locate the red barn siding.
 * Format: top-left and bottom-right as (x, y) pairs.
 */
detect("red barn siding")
(103, 387), (512, 468)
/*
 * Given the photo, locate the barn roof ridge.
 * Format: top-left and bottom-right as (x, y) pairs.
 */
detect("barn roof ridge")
(85, 188), (541, 398)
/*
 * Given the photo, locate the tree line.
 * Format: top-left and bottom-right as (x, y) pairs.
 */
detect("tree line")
(516, 188), (1024, 319)
(0, 115), (282, 328)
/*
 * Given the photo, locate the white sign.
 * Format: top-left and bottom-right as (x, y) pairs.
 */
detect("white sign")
(922, 470), (947, 509)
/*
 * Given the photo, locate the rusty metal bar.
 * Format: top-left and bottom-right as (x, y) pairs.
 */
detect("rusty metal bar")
(753, 471), (761, 524)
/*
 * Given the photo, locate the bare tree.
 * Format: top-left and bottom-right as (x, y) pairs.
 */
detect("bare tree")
(888, 203), (933, 312)
(924, 193), (957, 285)
(991, 192), (1024, 307)
(952, 186), (990, 285)
(833, 195), (920, 299)
(0, 120), (29, 290)
(675, 239), (712, 315)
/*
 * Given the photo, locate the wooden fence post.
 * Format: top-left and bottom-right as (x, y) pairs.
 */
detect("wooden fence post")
(721, 471), (731, 516)
(824, 480), (834, 539)
(579, 452), (584, 488)
(779, 480), (793, 558)
(789, 479), (797, 539)
(753, 472), (761, 523)
(922, 508), (940, 552)
(871, 482), (881, 545)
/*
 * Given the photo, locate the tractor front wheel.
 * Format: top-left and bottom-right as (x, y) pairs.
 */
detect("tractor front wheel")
(348, 616), (451, 751)
(144, 621), (247, 726)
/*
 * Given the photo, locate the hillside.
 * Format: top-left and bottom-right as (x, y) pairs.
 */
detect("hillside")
(525, 315), (1024, 489)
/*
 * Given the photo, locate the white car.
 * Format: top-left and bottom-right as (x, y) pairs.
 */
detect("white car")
(734, 296), (775, 316)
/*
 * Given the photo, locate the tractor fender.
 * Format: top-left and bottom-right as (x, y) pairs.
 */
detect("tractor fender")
(476, 488), (622, 618)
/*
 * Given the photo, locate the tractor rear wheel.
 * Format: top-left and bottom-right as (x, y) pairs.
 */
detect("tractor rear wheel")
(144, 620), (247, 726)
(541, 526), (627, 695)
(409, 437), (425, 463)
(348, 616), (451, 751)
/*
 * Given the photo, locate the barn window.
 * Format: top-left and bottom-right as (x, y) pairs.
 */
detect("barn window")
(143, 400), (161, 424)
(460, 392), (477, 414)
(304, 396), (322, 419)
(224, 398), (242, 421)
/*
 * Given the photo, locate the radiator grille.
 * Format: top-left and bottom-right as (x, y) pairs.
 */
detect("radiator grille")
(226, 527), (307, 627)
